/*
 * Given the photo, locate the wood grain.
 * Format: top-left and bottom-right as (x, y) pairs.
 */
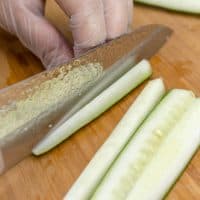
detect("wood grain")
(0, 2), (199, 200)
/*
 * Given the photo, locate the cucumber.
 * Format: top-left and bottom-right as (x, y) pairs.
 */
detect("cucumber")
(32, 60), (152, 155)
(127, 98), (200, 200)
(135, 0), (200, 14)
(64, 78), (165, 200)
(91, 89), (195, 200)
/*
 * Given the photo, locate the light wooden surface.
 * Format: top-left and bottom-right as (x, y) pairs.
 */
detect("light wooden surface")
(0, 2), (199, 200)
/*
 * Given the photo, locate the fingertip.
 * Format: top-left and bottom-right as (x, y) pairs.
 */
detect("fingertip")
(56, 0), (107, 52)
(71, 3), (106, 50)
(43, 48), (73, 69)
(103, 0), (133, 40)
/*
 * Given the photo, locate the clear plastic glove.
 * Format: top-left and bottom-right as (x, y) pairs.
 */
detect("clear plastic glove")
(0, 0), (133, 69)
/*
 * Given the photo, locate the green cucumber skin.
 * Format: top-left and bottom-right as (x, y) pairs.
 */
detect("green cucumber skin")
(127, 99), (200, 200)
(91, 89), (195, 200)
(135, 0), (200, 14)
(64, 78), (165, 200)
(33, 60), (152, 155)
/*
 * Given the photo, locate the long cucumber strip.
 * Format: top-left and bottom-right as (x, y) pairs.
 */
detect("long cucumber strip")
(127, 99), (200, 200)
(32, 60), (152, 155)
(64, 78), (165, 200)
(91, 89), (195, 200)
(135, 0), (200, 14)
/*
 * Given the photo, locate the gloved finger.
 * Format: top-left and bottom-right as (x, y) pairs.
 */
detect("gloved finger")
(102, 0), (133, 39)
(55, 0), (107, 56)
(0, 0), (73, 69)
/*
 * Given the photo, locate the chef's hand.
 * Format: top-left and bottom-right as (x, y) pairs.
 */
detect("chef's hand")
(0, 0), (133, 69)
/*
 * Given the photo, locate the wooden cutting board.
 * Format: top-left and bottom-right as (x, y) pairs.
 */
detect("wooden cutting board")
(0, 2), (199, 199)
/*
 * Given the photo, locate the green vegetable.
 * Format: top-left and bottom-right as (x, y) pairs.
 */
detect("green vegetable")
(64, 78), (165, 200)
(126, 98), (200, 200)
(135, 0), (200, 14)
(32, 59), (152, 155)
(91, 89), (195, 200)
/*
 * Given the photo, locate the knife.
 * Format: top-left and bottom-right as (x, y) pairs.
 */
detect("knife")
(0, 24), (172, 175)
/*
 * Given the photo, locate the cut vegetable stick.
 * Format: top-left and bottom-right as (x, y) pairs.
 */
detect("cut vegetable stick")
(91, 89), (195, 200)
(32, 60), (152, 155)
(127, 98), (200, 200)
(135, 0), (200, 14)
(64, 78), (165, 200)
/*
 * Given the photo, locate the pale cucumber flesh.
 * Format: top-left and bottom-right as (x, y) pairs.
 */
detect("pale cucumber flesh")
(64, 78), (165, 200)
(32, 60), (152, 155)
(135, 0), (200, 14)
(91, 89), (195, 200)
(127, 98), (200, 200)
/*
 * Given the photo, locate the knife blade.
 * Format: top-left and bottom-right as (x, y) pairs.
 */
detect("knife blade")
(0, 24), (172, 174)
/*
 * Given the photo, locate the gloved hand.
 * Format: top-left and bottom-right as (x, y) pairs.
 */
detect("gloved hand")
(0, 0), (133, 69)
